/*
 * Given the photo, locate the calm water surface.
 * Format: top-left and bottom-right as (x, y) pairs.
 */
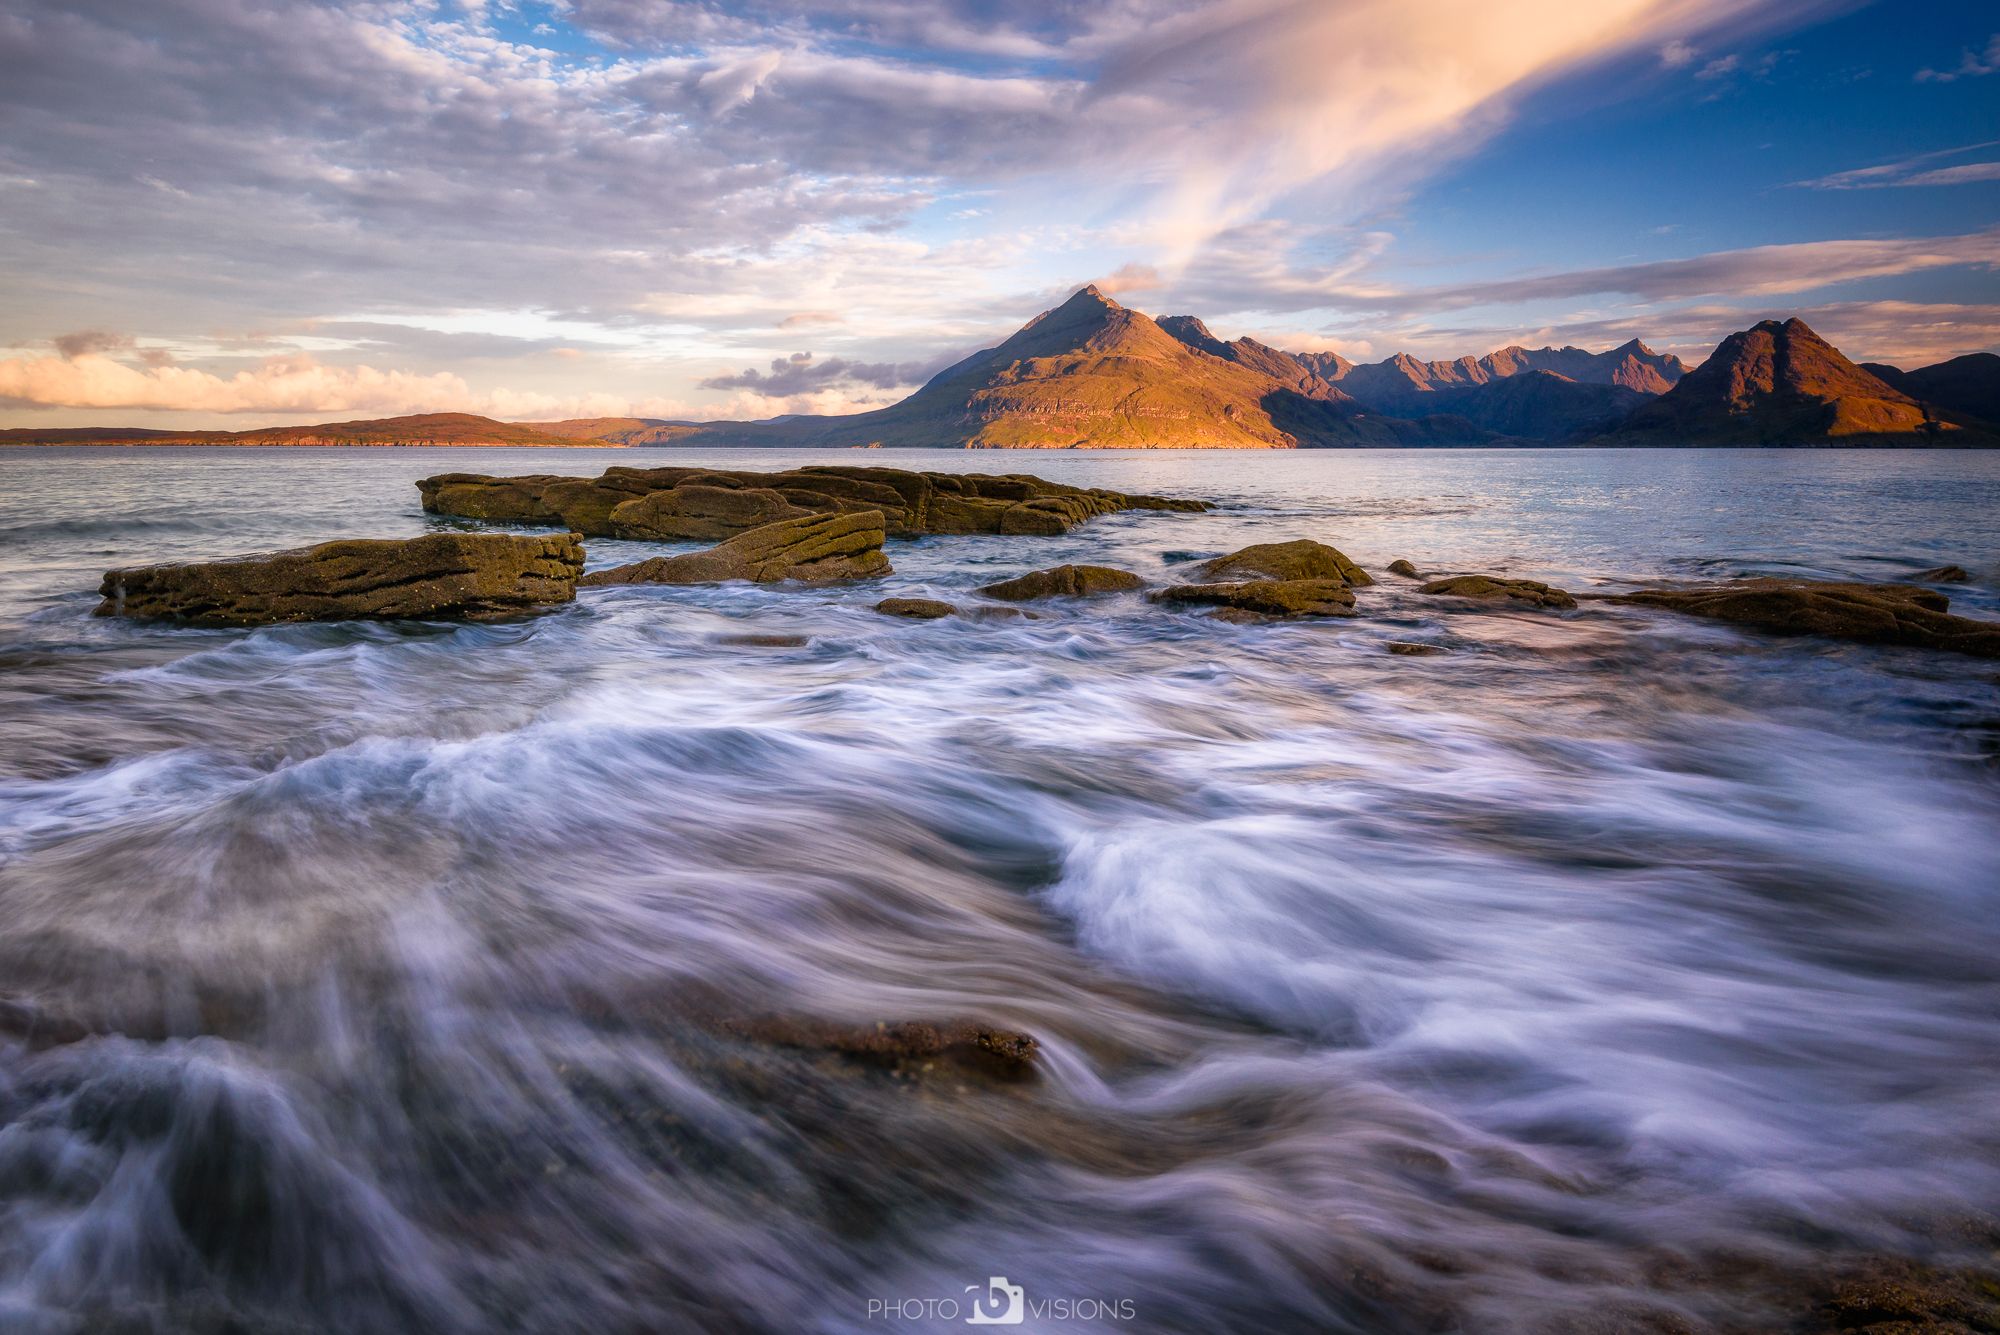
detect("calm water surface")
(0, 447), (1997, 1333)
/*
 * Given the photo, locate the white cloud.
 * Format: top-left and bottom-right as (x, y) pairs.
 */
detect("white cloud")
(1916, 33), (1999, 82)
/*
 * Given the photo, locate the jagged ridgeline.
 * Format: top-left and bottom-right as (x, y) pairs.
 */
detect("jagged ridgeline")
(417, 463), (1212, 539)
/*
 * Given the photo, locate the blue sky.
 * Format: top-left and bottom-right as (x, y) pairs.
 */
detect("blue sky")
(0, 0), (1995, 426)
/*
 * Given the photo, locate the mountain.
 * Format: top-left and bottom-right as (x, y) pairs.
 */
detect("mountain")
(0, 412), (591, 447)
(676, 286), (1494, 448)
(1332, 340), (1685, 412)
(1593, 319), (1992, 446)
(524, 417), (710, 446)
(1433, 372), (1649, 439)
(1862, 353), (2000, 426)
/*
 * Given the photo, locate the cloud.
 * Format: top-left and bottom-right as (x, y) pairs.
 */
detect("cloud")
(1659, 39), (1698, 68)
(1094, 262), (1164, 295)
(779, 310), (844, 330)
(1171, 224), (2000, 316)
(1792, 141), (2000, 189)
(698, 350), (931, 395)
(0, 350), (694, 420)
(1916, 33), (1999, 82)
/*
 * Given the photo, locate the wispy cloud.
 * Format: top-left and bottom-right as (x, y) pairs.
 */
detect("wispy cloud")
(1790, 140), (2000, 189)
(1916, 33), (1999, 82)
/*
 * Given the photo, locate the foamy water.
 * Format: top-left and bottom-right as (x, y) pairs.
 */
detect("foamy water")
(1, 446), (1997, 1332)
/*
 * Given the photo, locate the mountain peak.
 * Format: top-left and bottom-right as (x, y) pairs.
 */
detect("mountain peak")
(1066, 283), (1122, 309)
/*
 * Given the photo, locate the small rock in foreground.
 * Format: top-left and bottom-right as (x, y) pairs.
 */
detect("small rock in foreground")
(977, 564), (1144, 601)
(96, 532), (584, 626)
(1387, 559), (1421, 579)
(1152, 579), (1357, 618)
(1419, 575), (1577, 610)
(876, 597), (958, 619)
(1385, 641), (1448, 656)
(1610, 578), (2000, 658)
(582, 511), (891, 587)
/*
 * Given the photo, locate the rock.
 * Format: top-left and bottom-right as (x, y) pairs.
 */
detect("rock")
(1608, 578), (2000, 658)
(876, 597), (958, 619)
(728, 1016), (1039, 1081)
(421, 464), (1209, 539)
(1387, 559), (1420, 579)
(711, 632), (811, 647)
(1151, 579), (1357, 618)
(1915, 564), (1972, 583)
(610, 483), (812, 541)
(580, 511), (891, 587)
(977, 564), (1145, 601)
(1419, 575), (1577, 610)
(1198, 538), (1372, 587)
(1385, 641), (1447, 656)
(96, 532), (585, 626)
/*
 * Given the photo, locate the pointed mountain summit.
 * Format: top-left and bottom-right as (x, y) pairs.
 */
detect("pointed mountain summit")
(1595, 318), (1988, 445)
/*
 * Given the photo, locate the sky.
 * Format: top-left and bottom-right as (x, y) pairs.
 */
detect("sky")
(0, 0), (1996, 428)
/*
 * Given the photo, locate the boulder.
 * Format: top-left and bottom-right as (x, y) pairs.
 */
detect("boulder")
(415, 473), (567, 524)
(1915, 565), (1972, 583)
(1197, 538), (1372, 587)
(1419, 575), (1577, 610)
(1152, 579), (1357, 618)
(1387, 559), (1421, 579)
(1608, 579), (2000, 658)
(96, 532), (584, 626)
(876, 597), (958, 619)
(581, 511), (892, 587)
(977, 564), (1145, 601)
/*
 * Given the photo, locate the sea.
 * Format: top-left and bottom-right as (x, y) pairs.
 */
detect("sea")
(1, 445), (1997, 1333)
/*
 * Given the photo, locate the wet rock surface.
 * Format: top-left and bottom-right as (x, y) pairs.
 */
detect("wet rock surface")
(1916, 564), (1973, 583)
(1609, 578), (2000, 657)
(96, 532), (585, 626)
(1152, 578), (1358, 618)
(728, 1017), (1041, 1082)
(1197, 538), (1373, 587)
(581, 511), (892, 587)
(875, 597), (959, 619)
(1385, 640), (1448, 656)
(419, 464), (1209, 540)
(976, 564), (1145, 601)
(1420, 574), (1579, 609)
(1387, 559), (1421, 579)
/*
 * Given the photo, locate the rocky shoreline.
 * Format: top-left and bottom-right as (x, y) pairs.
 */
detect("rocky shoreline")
(93, 461), (1999, 660)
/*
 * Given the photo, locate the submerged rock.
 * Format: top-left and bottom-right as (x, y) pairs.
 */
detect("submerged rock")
(729, 1016), (1039, 1081)
(977, 564), (1144, 601)
(1609, 578), (2000, 658)
(1419, 575), (1577, 610)
(1198, 538), (1373, 587)
(1152, 578), (1357, 618)
(582, 511), (891, 587)
(1915, 564), (1972, 583)
(1387, 559), (1421, 579)
(96, 532), (584, 626)
(1385, 640), (1448, 656)
(875, 596), (958, 619)
(420, 464), (1209, 540)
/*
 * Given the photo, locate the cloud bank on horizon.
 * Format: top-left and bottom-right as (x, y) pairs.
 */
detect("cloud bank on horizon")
(0, 0), (1995, 426)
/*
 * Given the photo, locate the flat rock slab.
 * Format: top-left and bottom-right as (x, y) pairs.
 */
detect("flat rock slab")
(977, 564), (1144, 601)
(1152, 578), (1357, 618)
(1419, 575), (1577, 610)
(1609, 579), (2000, 658)
(96, 532), (584, 626)
(420, 464), (1209, 540)
(876, 597), (959, 619)
(581, 510), (891, 587)
(1199, 538), (1372, 587)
